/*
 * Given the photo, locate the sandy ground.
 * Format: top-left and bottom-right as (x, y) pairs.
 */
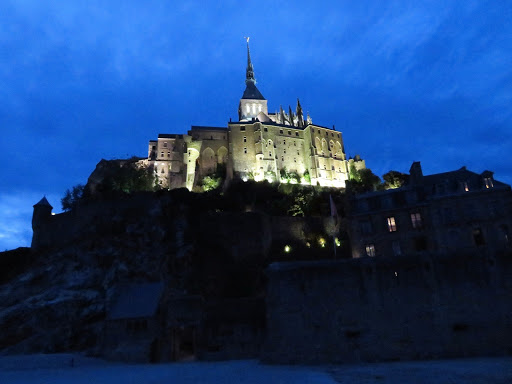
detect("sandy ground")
(0, 354), (511, 383)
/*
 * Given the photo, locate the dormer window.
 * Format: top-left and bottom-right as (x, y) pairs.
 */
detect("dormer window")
(484, 177), (493, 188)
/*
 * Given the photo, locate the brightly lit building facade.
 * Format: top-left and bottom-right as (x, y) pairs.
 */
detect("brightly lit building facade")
(141, 41), (365, 190)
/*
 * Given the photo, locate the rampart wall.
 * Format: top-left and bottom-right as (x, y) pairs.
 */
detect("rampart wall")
(263, 252), (512, 363)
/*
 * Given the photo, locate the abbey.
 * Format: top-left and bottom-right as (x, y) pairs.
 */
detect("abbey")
(140, 41), (365, 190)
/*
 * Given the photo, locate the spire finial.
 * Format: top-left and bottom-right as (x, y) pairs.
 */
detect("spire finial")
(244, 37), (255, 85)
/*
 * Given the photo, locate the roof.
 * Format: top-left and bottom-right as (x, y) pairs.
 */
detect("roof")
(241, 82), (265, 100)
(228, 120), (334, 131)
(158, 134), (184, 139)
(108, 282), (163, 320)
(33, 196), (53, 209)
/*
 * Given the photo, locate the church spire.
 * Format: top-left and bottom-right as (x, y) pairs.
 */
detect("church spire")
(245, 37), (256, 85)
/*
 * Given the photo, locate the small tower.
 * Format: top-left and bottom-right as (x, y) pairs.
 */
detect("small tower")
(409, 162), (424, 185)
(32, 196), (53, 249)
(238, 38), (268, 121)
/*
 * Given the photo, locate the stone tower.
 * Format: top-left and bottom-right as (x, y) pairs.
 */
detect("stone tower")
(238, 38), (268, 121)
(31, 196), (53, 248)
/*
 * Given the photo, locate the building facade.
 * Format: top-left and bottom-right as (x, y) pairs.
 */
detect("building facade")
(140, 41), (364, 190)
(348, 162), (512, 258)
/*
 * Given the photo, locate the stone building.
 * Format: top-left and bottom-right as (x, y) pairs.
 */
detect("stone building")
(347, 162), (512, 258)
(141, 41), (365, 190)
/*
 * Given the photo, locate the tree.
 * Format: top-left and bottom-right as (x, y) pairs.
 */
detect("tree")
(347, 167), (381, 194)
(61, 184), (86, 211)
(201, 175), (222, 192)
(382, 170), (409, 189)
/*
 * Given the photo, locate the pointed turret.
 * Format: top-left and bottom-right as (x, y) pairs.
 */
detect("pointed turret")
(239, 38), (268, 121)
(296, 98), (304, 127)
(32, 196), (53, 249)
(245, 39), (255, 86)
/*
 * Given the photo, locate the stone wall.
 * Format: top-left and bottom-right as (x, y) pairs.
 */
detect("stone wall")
(263, 252), (512, 363)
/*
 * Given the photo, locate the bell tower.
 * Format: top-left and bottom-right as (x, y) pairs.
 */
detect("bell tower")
(238, 37), (268, 121)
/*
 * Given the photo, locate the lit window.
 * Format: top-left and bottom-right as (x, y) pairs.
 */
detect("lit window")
(365, 244), (376, 257)
(410, 213), (422, 229)
(387, 217), (397, 232)
(392, 241), (401, 256)
(484, 177), (493, 188)
(246, 105), (250, 113)
(464, 182), (469, 192)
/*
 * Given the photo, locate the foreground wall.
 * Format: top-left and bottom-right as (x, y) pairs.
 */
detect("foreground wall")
(263, 252), (512, 363)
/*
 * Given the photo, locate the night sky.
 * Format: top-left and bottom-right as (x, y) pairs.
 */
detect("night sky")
(1, 1), (511, 250)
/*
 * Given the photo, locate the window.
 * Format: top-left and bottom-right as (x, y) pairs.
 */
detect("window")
(269, 152), (272, 157)
(311, 129), (315, 133)
(264, 128), (268, 132)
(284, 149), (286, 154)
(152, 145), (156, 150)
(283, 140), (286, 145)
(473, 228), (485, 246)
(280, 129), (283, 134)
(295, 132), (299, 136)
(167, 152), (171, 158)
(243, 136), (247, 143)
(163, 142), (168, 147)
(244, 147), (247, 154)
(240, 126), (245, 131)
(392, 241), (402, 256)
(387, 217), (397, 232)
(160, 152), (164, 157)
(297, 150), (300, 155)
(365, 244), (376, 257)
(410, 213), (423, 229)
(288, 130), (291, 135)
(360, 220), (373, 235)
(484, 177), (493, 188)
(463, 181), (469, 192)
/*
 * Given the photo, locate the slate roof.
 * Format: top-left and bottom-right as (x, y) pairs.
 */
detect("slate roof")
(241, 82), (265, 100)
(108, 282), (163, 320)
(33, 196), (53, 209)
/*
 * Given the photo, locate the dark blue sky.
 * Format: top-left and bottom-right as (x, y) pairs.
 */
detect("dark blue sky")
(1, 1), (511, 250)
